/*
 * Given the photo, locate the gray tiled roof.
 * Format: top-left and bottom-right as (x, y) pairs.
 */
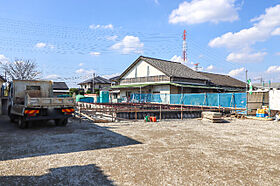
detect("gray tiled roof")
(109, 75), (120, 81)
(198, 71), (246, 88)
(118, 56), (246, 88)
(140, 56), (209, 80)
(78, 76), (111, 85)
(53, 82), (69, 90)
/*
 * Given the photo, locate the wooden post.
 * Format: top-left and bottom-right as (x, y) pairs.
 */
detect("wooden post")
(79, 104), (81, 123)
(181, 105), (183, 120)
(135, 109), (137, 121)
(218, 93), (220, 112)
(160, 105), (162, 121)
(234, 93), (236, 115)
(111, 106), (114, 122)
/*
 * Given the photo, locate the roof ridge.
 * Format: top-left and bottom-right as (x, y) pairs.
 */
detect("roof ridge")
(198, 71), (228, 76)
(141, 56), (182, 64)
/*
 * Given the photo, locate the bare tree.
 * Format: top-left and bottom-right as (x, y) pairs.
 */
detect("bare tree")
(1, 59), (40, 80)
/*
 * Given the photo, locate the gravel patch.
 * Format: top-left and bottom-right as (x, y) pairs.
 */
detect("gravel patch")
(1, 116), (280, 185)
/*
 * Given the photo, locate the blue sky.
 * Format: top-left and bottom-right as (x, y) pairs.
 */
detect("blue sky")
(0, 0), (280, 87)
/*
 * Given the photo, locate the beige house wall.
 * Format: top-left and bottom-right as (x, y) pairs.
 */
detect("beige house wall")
(123, 60), (165, 79)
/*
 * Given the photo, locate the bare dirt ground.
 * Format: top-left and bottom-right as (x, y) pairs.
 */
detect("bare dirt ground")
(0, 115), (280, 185)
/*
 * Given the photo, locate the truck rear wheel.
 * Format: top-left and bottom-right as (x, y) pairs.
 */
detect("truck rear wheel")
(9, 115), (15, 123)
(18, 118), (28, 129)
(55, 118), (68, 126)
(8, 107), (15, 123)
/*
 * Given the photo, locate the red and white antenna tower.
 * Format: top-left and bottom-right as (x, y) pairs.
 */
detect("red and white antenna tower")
(182, 30), (187, 63)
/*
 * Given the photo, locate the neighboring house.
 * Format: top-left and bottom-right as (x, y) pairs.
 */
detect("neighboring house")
(78, 76), (111, 93)
(0, 75), (6, 96)
(112, 56), (246, 100)
(0, 75), (7, 115)
(109, 76), (120, 85)
(253, 82), (280, 90)
(53, 82), (69, 96)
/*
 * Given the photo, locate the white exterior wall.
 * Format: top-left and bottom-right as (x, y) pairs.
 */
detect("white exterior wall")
(269, 90), (280, 110)
(152, 85), (170, 94)
(122, 60), (165, 79)
(119, 60), (171, 103)
(152, 85), (170, 104)
(120, 91), (126, 98)
(119, 85), (171, 103)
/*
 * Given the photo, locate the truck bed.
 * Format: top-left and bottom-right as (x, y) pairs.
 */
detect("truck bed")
(25, 96), (75, 108)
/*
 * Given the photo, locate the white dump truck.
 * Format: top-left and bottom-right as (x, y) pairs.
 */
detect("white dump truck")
(8, 80), (75, 128)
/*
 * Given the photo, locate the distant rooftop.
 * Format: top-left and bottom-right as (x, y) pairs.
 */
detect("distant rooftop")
(53, 82), (69, 90)
(253, 82), (280, 89)
(78, 76), (111, 85)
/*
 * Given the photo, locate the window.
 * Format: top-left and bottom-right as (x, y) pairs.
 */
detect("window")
(147, 66), (150, 76)
(135, 68), (137, 78)
(26, 86), (40, 90)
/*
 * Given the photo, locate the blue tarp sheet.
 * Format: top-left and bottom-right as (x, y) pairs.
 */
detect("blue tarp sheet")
(131, 93), (246, 108)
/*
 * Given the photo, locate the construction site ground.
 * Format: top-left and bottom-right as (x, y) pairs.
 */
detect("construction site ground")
(0, 115), (280, 185)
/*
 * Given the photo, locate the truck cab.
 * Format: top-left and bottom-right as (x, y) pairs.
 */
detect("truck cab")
(8, 80), (75, 128)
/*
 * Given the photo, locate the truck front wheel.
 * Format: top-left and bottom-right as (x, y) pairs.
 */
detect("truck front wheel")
(55, 118), (68, 126)
(18, 118), (28, 129)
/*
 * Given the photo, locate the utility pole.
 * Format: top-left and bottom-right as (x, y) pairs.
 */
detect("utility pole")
(245, 69), (248, 116)
(245, 69), (248, 86)
(260, 77), (263, 88)
(92, 73), (95, 94)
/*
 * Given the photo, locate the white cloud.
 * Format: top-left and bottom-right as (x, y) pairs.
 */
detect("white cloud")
(0, 54), (9, 64)
(89, 24), (113, 30)
(76, 68), (95, 75)
(35, 42), (55, 49)
(102, 73), (121, 79)
(169, 0), (238, 25)
(170, 55), (184, 63)
(106, 35), (118, 41)
(45, 74), (60, 80)
(111, 36), (144, 54)
(226, 51), (267, 63)
(266, 66), (280, 73)
(275, 52), (280, 56)
(89, 52), (101, 56)
(209, 4), (280, 63)
(79, 63), (84, 66)
(154, 0), (159, 5)
(228, 67), (245, 77)
(35, 42), (47, 48)
(272, 27), (280, 35)
(48, 44), (55, 49)
(206, 65), (214, 71)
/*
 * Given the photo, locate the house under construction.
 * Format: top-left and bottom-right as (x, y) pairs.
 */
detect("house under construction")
(111, 56), (246, 101)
